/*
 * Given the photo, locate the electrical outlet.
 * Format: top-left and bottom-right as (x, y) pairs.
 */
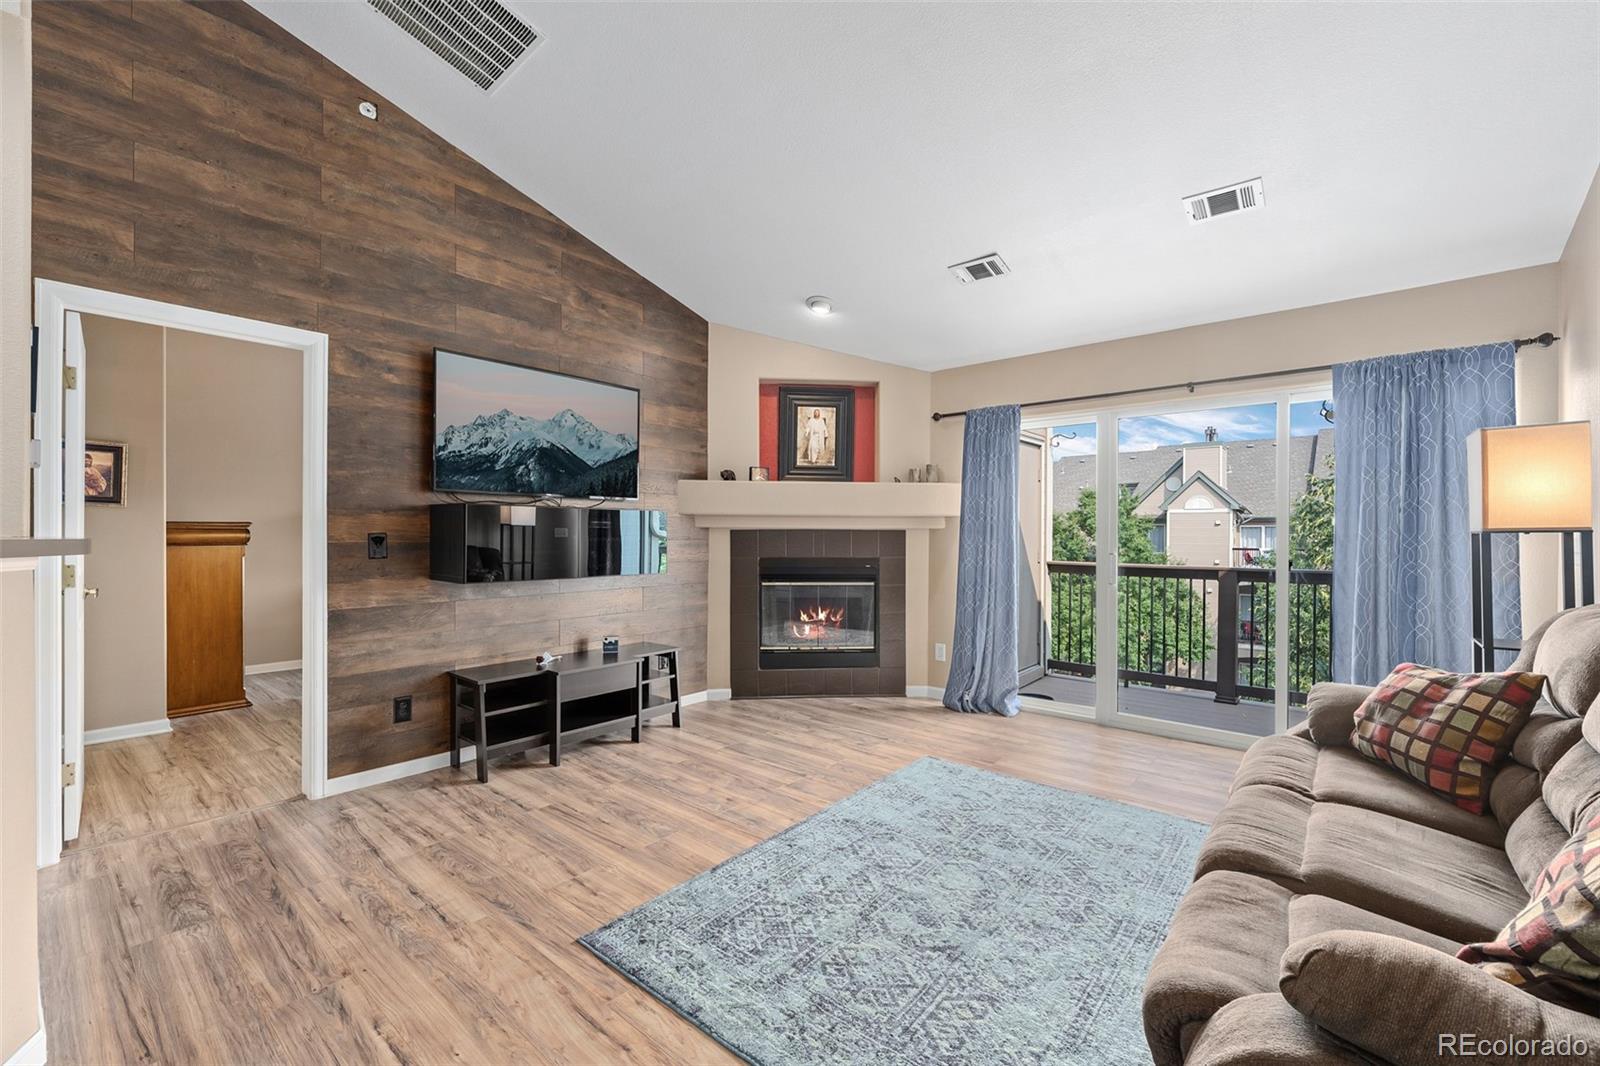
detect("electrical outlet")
(368, 532), (388, 560)
(934, 642), (947, 662)
(393, 695), (412, 723)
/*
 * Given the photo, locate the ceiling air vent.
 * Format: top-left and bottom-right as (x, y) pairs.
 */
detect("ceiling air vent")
(367, 0), (540, 92)
(948, 253), (1011, 284)
(1184, 178), (1265, 224)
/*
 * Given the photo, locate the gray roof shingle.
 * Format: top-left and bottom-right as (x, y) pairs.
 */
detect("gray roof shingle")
(1052, 427), (1333, 520)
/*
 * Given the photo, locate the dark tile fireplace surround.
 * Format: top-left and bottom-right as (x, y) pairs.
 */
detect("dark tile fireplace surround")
(731, 530), (906, 698)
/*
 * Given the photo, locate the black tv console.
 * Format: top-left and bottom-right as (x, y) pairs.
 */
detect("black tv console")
(447, 643), (680, 782)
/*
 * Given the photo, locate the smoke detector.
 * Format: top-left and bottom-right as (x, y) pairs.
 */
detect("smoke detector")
(1184, 178), (1265, 224)
(367, 0), (541, 92)
(947, 253), (1011, 284)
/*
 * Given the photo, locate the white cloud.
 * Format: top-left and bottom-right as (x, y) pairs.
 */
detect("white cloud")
(1117, 405), (1275, 452)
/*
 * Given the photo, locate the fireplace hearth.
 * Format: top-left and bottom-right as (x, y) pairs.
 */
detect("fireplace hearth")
(758, 558), (878, 669)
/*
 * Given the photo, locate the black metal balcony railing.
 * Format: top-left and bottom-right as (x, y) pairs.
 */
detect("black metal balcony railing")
(1045, 561), (1334, 705)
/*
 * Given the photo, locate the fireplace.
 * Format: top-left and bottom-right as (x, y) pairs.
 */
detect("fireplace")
(758, 558), (879, 669)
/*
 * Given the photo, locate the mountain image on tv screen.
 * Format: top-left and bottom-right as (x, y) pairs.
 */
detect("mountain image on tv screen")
(433, 350), (640, 498)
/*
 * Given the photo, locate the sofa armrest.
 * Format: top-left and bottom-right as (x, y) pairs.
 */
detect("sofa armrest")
(1280, 931), (1600, 1066)
(1302, 683), (1369, 748)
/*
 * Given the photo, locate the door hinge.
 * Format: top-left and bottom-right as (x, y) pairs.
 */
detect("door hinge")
(63, 366), (77, 390)
(62, 563), (75, 589)
(62, 763), (76, 787)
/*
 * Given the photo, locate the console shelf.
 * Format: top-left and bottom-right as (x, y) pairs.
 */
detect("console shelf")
(448, 644), (680, 782)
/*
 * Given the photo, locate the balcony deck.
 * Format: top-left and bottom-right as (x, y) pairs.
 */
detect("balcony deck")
(1020, 673), (1308, 737)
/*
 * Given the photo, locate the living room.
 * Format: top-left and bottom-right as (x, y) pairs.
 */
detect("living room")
(1, 3), (1597, 1065)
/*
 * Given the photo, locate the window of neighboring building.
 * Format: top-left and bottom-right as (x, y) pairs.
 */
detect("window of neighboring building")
(1149, 521), (1167, 554)
(1240, 523), (1277, 550)
(1184, 496), (1213, 510)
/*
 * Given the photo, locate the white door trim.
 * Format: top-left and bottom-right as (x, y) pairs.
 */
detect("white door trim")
(33, 280), (330, 866)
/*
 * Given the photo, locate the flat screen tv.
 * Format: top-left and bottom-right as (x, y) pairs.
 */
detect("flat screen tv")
(433, 349), (640, 499)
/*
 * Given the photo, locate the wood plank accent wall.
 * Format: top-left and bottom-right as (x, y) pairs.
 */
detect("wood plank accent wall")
(31, 0), (709, 776)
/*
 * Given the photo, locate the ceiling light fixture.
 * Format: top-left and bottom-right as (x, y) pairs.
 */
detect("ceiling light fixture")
(805, 295), (834, 317)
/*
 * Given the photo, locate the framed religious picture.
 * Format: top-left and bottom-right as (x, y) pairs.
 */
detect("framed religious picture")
(84, 441), (127, 505)
(777, 386), (854, 481)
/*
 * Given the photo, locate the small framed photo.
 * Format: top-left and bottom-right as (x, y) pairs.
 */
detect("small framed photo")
(749, 466), (771, 481)
(778, 386), (854, 481)
(84, 442), (127, 506)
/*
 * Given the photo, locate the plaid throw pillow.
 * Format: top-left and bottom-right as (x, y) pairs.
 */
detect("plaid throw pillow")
(1350, 663), (1544, 814)
(1458, 812), (1600, 1010)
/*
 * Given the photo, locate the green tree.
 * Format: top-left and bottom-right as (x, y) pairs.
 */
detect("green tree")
(1240, 461), (1335, 695)
(1048, 487), (1211, 675)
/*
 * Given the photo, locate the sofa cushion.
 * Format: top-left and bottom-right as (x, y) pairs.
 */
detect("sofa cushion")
(1490, 763), (1545, 830)
(1194, 783), (1312, 890)
(1513, 706), (1585, 775)
(1513, 604), (1600, 718)
(1313, 747), (1505, 848)
(1143, 871), (1292, 1066)
(1543, 740), (1600, 836)
(1182, 994), (1367, 1066)
(1506, 802), (1575, 892)
(1351, 663), (1544, 815)
(1232, 735), (1318, 796)
(1459, 812), (1600, 1012)
(1298, 804), (1528, 944)
(1303, 682), (1368, 748)
(1286, 893), (1460, 955)
(1281, 930), (1600, 1066)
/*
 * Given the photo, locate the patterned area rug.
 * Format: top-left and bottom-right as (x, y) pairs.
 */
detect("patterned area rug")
(580, 757), (1206, 1065)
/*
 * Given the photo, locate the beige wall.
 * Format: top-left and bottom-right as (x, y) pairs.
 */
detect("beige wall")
(0, 0), (28, 541)
(708, 324), (932, 481)
(80, 321), (304, 732)
(165, 330), (302, 668)
(0, 4), (39, 1062)
(0, 567), (39, 1066)
(927, 264), (1562, 687)
(82, 316), (167, 731)
(1557, 167), (1600, 577)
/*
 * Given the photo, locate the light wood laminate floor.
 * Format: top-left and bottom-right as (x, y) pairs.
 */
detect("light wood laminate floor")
(73, 670), (301, 851)
(41, 697), (1241, 1065)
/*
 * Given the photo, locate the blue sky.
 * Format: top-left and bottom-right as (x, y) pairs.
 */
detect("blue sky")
(1050, 400), (1331, 458)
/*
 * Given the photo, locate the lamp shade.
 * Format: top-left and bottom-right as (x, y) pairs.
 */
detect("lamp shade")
(1466, 421), (1593, 533)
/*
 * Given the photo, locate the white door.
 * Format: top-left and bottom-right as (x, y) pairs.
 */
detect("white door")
(61, 311), (86, 841)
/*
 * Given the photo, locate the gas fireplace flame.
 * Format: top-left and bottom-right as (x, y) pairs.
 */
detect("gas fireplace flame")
(798, 605), (845, 626)
(790, 604), (845, 640)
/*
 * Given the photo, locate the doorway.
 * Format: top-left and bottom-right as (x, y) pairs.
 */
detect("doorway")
(72, 315), (305, 849)
(33, 281), (328, 866)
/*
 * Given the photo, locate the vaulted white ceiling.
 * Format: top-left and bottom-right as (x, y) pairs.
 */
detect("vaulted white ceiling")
(253, 2), (1599, 370)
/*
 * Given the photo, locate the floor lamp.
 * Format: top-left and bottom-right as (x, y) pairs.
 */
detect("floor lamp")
(1467, 421), (1595, 671)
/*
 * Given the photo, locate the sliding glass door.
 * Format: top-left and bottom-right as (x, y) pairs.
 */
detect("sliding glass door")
(1022, 384), (1333, 744)
(1110, 399), (1281, 738)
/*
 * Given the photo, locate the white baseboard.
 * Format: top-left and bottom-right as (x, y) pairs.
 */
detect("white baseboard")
(84, 718), (173, 745)
(324, 745), (478, 797)
(689, 688), (727, 703)
(245, 659), (302, 675)
(4, 1022), (45, 1066)
(905, 686), (945, 700)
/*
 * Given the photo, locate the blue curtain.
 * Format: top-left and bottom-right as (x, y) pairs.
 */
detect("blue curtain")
(1332, 343), (1520, 684)
(944, 405), (1022, 716)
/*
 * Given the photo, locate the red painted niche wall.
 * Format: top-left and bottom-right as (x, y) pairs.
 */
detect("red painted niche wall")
(758, 384), (877, 481)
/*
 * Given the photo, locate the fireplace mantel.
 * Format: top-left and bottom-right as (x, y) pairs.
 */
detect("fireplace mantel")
(682, 481), (948, 700)
(676, 480), (959, 530)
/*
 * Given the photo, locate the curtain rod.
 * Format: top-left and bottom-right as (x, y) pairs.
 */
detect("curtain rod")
(928, 332), (1559, 422)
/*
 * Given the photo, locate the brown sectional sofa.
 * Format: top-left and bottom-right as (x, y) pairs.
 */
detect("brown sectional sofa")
(1144, 605), (1600, 1065)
